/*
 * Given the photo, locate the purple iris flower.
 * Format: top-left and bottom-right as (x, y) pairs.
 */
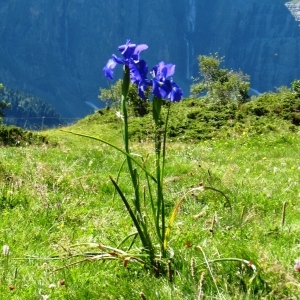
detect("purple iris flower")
(103, 40), (183, 102)
(129, 60), (152, 99)
(103, 39), (148, 81)
(151, 62), (183, 102)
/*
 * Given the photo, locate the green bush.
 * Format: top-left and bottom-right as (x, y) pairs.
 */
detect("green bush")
(0, 125), (48, 146)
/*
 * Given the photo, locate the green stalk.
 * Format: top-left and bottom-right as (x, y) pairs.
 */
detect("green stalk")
(161, 102), (171, 255)
(152, 97), (165, 256)
(121, 66), (141, 214)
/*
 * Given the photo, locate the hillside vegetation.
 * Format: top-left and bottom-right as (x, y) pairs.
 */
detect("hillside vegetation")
(0, 87), (300, 298)
(0, 86), (62, 129)
(1, 53), (300, 298)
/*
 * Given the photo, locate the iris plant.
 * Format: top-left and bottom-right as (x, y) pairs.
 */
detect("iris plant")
(54, 40), (250, 278)
(65, 40), (184, 273)
(103, 39), (184, 271)
(103, 40), (183, 270)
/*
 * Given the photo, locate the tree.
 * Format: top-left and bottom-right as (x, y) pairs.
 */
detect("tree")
(292, 79), (300, 97)
(0, 85), (61, 129)
(99, 80), (150, 117)
(190, 53), (250, 104)
(0, 83), (10, 119)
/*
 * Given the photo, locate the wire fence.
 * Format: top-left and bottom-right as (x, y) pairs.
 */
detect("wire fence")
(2, 116), (82, 131)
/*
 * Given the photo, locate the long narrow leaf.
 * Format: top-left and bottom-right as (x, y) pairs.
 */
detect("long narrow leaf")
(109, 176), (152, 253)
(113, 158), (127, 203)
(60, 129), (157, 183)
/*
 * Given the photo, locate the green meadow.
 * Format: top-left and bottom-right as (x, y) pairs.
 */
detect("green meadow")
(1, 93), (300, 299)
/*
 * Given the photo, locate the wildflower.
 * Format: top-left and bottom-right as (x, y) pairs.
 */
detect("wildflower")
(294, 259), (300, 271)
(48, 283), (56, 289)
(103, 39), (148, 81)
(151, 61), (183, 101)
(3, 244), (9, 255)
(41, 295), (49, 300)
(103, 40), (152, 99)
(103, 40), (183, 101)
(129, 59), (152, 99)
(42, 262), (49, 269)
(115, 111), (124, 121)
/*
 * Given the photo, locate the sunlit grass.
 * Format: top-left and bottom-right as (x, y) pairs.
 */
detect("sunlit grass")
(0, 113), (300, 298)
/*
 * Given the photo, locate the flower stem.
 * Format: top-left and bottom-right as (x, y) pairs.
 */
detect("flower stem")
(152, 96), (166, 257)
(122, 66), (141, 213)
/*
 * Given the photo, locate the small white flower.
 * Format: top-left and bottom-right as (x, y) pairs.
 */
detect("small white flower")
(48, 283), (56, 289)
(273, 167), (278, 173)
(294, 259), (300, 272)
(116, 111), (124, 121)
(41, 295), (50, 300)
(3, 245), (9, 255)
(245, 168), (250, 173)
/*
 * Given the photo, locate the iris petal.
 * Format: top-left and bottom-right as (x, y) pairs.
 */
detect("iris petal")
(129, 63), (142, 84)
(134, 44), (148, 56)
(103, 58), (117, 80)
(170, 81), (183, 102)
(112, 54), (124, 65)
(151, 62), (182, 101)
(118, 39), (136, 59)
(151, 62), (175, 80)
(152, 79), (172, 99)
(163, 64), (175, 78)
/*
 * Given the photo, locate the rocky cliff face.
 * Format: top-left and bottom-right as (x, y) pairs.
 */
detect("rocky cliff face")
(0, 0), (299, 117)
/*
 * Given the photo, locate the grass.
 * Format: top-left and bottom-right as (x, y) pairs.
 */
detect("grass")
(1, 104), (300, 299)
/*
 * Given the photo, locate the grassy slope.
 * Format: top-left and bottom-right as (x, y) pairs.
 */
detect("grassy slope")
(0, 102), (300, 299)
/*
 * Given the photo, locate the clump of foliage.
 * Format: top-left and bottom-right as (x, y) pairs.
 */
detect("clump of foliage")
(0, 125), (48, 146)
(127, 87), (300, 142)
(191, 53), (250, 104)
(0, 86), (63, 129)
(246, 85), (300, 126)
(124, 54), (300, 141)
(99, 79), (150, 117)
(292, 79), (300, 96)
(0, 83), (10, 119)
